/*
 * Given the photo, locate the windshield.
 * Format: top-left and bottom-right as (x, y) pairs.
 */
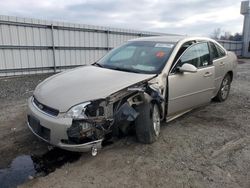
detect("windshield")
(96, 41), (175, 74)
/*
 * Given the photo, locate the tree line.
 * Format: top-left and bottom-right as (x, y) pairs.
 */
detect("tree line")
(210, 28), (242, 41)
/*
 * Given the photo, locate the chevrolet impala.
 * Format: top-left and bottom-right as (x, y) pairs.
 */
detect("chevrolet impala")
(27, 36), (237, 155)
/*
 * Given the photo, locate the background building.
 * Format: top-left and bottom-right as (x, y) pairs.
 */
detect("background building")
(241, 1), (250, 57)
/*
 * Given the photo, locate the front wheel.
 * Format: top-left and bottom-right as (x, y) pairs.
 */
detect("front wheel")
(135, 103), (161, 144)
(214, 74), (231, 102)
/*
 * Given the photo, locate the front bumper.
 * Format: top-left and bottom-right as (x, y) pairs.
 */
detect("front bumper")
(27, 97), (103, 152)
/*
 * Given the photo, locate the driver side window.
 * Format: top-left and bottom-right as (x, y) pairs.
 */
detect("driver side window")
(172, 42), (210, 73)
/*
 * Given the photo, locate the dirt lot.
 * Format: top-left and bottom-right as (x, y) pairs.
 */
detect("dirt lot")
(0, 59), (250, 188)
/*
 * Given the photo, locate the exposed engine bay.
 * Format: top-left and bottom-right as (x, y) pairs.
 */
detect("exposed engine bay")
(65, 78), (164, 153)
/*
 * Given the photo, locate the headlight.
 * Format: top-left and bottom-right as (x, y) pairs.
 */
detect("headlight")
(66, 102), (90, 120)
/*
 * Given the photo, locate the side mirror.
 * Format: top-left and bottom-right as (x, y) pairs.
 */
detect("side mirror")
(179, 63), (197, 73)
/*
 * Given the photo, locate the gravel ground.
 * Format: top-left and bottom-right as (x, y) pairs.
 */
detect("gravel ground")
(0, 74), (53, 169)
(0, 60), (250, 188)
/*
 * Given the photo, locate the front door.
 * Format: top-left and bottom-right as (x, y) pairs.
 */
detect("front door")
(167, 42), (215, 116)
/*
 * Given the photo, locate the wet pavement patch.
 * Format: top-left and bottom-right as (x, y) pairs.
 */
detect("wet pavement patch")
(0, 148), (81, 188)
(0, 155), (35, 188)
(31, 148), (81, 175)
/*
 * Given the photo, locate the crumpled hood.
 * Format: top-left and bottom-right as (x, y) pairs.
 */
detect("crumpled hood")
(34, 66), (155, 112)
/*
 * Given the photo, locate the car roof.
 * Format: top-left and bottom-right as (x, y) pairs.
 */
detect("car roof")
(129, 35), (215, 44)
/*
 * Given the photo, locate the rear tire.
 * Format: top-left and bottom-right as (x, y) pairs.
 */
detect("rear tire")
(214, 74), (231, 102)
(135, 103), (160, 144)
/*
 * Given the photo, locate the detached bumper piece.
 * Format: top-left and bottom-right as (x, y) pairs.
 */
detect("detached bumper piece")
(58, 139), (103, 155)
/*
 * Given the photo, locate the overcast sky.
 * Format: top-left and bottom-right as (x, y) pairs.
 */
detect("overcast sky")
(0, 0), (244, 36)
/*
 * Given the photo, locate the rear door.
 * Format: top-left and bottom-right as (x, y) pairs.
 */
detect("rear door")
(209, 42), (227, 96)
(168, 42), (215, 116)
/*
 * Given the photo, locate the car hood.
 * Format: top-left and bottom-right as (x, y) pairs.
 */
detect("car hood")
(34, 66), (155, 112)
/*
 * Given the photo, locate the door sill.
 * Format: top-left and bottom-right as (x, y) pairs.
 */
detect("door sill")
(166, 109), (192, 123)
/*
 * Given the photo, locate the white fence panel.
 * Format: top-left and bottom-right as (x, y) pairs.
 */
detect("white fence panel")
(217, 40), (243, 56)
(0, 15), (170, 76)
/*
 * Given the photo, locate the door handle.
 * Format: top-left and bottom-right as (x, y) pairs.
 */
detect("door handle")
(219, 62), (225, 66)
(204, 72), (213, 77)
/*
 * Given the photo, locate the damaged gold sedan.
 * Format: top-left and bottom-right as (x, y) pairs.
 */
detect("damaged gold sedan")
(27, 36), (237, 155)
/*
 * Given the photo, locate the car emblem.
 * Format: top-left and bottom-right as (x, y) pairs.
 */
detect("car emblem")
(38, 104), (43, 109)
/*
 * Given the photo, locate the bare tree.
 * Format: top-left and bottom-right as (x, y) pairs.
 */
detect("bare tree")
(220, 32), (242, 41)
(210, 28), (221, 40)
(211, 28), (242, 41)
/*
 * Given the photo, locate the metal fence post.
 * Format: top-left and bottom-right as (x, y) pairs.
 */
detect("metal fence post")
(51, 24), (56, 73)
(107, 29), (110, 51)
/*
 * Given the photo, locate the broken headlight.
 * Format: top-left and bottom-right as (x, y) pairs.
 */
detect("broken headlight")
(66, 102), (90, 120)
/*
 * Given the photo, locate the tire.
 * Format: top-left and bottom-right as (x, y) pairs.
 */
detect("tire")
(213, 74), (231, 102)
(135, 103), (161, 144)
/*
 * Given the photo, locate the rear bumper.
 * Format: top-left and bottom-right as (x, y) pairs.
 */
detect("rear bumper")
(27, 97), (103, 152)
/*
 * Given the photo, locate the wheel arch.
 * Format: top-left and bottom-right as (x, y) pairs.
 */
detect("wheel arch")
(150, 99), (164, 120)
(227, 71), (233, 82)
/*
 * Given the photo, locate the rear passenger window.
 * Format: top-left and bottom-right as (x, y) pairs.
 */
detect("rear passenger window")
(209, 42), (220, 60)
(215, 43), (226, 58)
